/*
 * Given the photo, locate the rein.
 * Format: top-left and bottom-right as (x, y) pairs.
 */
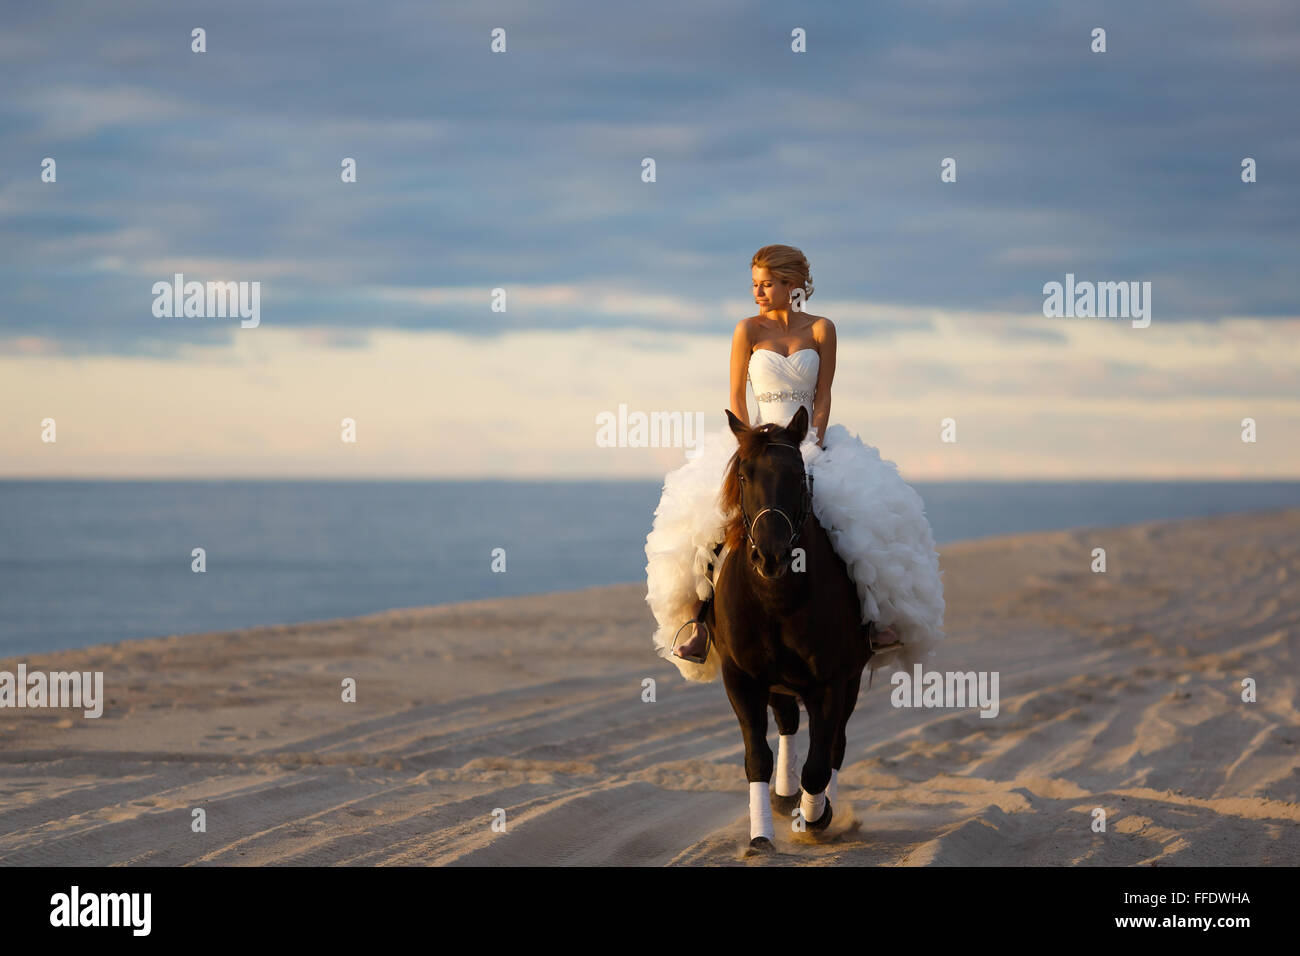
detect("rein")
(737, 441), (814, 552)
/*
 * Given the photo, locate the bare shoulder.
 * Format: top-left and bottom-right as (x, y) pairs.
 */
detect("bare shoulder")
(733, 316), (758, 342)
(807, 314), (836, 341)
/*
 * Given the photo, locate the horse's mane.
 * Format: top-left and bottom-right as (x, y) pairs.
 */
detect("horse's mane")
(718, 423), (791, 551)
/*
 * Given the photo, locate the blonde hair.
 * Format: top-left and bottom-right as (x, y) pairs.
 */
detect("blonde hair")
(751, 244), (814, 301)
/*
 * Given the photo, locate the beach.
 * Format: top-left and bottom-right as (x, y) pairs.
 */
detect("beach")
(1, 508), (1297, 866)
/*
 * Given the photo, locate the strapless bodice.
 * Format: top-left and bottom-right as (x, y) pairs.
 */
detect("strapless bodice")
(748, 348), (818, 427)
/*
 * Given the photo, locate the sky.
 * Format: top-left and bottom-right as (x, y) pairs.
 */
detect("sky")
(1, 0), (1297, 479)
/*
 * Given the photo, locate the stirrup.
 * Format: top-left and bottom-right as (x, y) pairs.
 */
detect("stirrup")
(865, 622), (904, 692)
(670, 617), (712, 664)
(866, 621), (904, 655)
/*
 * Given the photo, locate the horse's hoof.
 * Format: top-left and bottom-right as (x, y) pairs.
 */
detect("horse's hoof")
(805, 798), (834, 831)
(746, 837), (775, 856)
(771, 791), (800, 815)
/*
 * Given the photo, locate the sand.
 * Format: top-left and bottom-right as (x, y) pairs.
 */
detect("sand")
(1, 508), (1298, 866)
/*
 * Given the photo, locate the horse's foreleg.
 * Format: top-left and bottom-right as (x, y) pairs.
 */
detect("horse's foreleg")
(799, 683), (840, 829)
(769, 691), (801, 813)
(723, 664), (774, 850)
(828, 672), (862, 804)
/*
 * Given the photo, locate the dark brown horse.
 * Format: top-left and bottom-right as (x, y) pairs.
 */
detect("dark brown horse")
(704, 404), (873, 854)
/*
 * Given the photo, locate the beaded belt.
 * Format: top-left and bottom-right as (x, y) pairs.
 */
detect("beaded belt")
(755, 388), (812, 404)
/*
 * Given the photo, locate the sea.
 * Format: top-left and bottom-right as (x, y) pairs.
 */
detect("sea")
(2, 479), (1298, 657)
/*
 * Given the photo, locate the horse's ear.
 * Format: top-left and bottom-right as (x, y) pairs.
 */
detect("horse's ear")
(725, 409), (748, 437)
(785, 405), (809, 443)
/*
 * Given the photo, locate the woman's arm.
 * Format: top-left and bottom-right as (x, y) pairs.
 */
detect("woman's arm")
(728, 319), (752, 425)
(811, 318), (835, 447)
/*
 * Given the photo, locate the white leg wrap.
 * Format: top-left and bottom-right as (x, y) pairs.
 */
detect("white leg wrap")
(775, 735), (799, 796)
(800, 788), (827, 825)
(749, 782), (775, 841)
(827, 768), (838, 804)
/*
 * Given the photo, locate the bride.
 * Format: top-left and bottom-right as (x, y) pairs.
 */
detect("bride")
(644, 244), (945, 684)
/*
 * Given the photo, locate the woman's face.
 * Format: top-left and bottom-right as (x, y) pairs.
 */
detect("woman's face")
(752, 266), (792, 312)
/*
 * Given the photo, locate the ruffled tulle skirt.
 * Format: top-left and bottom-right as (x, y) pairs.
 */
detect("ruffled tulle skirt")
(644, 422), (945, 683)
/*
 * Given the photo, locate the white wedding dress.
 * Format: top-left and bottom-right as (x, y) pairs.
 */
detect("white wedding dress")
(644, 347), (946, 683)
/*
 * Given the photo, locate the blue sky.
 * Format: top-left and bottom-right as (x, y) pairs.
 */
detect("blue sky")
(1, 0), (1297, 477)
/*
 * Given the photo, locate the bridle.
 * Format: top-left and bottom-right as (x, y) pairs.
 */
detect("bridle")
(736, 441), (814, 552)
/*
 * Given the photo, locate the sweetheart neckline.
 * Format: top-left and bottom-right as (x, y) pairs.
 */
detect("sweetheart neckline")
(750, 347), (819, 361)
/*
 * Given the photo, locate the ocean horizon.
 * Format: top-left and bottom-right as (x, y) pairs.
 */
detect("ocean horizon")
(3, 478), (1299, 658)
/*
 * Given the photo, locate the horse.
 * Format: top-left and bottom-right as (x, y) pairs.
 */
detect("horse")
(704, 404), (874, 854)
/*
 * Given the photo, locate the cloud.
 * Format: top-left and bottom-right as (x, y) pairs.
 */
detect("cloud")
(3, 319), (1297, 479)
(0, 0), (1296, 355)
(13, 84), (188, 140)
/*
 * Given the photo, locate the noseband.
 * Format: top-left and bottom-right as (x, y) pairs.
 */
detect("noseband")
(737, 441), (814, 552)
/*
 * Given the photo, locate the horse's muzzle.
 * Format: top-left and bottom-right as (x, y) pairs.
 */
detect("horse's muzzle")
(750, 546), (793, 579)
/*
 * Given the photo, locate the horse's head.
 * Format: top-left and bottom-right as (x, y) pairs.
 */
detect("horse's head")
(722, 405), (813, 580)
